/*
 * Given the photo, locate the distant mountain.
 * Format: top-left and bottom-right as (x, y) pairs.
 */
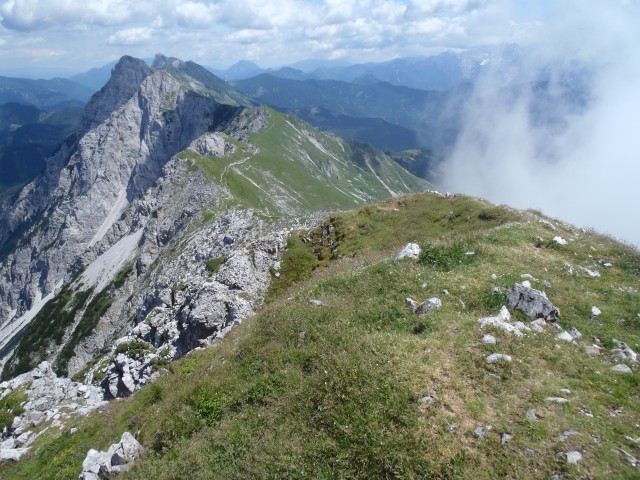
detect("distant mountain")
(309, 46), (525, 91)
(208, 60), (266, 81)
(0, 102), (82, 199)
(235, 73), (470, 153)
(155, 54), (255, 107)
(70, 61), (117, 92)
(0, 76), (93, 111)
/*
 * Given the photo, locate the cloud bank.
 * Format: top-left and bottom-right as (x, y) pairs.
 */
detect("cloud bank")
(441, 1), (640, 247)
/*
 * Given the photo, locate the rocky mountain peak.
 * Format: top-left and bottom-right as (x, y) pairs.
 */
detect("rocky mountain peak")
(152, 53), (184, 70)
(79, 55), (152, 134)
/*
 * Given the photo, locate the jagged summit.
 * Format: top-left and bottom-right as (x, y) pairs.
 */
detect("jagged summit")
(79, 56), (152, 134)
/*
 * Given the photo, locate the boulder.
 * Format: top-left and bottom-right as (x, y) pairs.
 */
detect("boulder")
(395, 243), (421, 261)
(79, 432), (144, 479)
(0, 448), (29, 462)
(506, 284), (559, 321)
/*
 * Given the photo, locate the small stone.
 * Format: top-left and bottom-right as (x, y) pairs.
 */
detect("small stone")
(482, 334), (497, 345)
(308, 299), (325, 307)
(566, 451), (582, 465)
(418, 395), (437, 406)
(298, 332), (306, 339)
(501, 433), (513, 445)
(447, 423), (457, 432)
(522, 280), (532, 288)
(442, 289), (450, 296)
(559, 388), (571, 394)
(491, 273), (497, 280)
(71, 428), (78, 434)
(611, 364), (632, 374)
(405, 297), (418, 312)
(545, 397), (569, 404)
(524, 448), (536, 457)
(568, 327), (582, 340)
(603, 262), (613, 268)
(556, 331), (574, 342)
(526, 409), (538, 421)
(591, 306), (601, 316)
(615, 448), (639, 467)
(485, 353), (512, 364)
(557, 430), (580, 442)
(475, 425), (492, 439)
(624, 436), (640, 445)
(416, 298), (442, 314)
(584, 345), (601, 356)
(490, 286), (502, 295)
(553, 236), (568, 245)
(521, 273), (535, 280)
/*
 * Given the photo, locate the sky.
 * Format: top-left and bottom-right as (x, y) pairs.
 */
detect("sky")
(0, 0), (557, 77)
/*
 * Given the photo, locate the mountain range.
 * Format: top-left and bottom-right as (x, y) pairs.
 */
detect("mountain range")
(0, 52), (637, 480)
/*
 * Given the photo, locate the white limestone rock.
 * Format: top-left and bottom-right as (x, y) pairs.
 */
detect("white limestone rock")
(395, 243), (421, 261)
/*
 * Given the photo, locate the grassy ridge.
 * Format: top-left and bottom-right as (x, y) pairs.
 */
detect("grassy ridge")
(2, 192), (639, 479)
(185, 108), (428, 214)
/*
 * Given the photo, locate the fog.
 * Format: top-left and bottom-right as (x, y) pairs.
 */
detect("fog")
(441, 1), (640, 247)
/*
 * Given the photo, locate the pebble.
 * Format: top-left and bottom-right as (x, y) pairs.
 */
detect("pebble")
(526, 409), (538, 421)
(591, 306), (601, 316)
(545, 397), (569, 404)
(501, 433), (513, 445)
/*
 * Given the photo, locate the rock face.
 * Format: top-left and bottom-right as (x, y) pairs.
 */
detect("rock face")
(0, 55), (230, 353)
(79, 431), (143, 479)
(505, 283), (560, 321)
(98, 210), (288, 398)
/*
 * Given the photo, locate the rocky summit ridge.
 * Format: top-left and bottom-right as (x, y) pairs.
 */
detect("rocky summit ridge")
(0, 53), (426, 462)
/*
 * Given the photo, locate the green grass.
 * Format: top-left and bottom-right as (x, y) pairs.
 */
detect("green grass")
(2, 191), (639, 479)
(0, 389), (27, 431)
(186, 108), (428, 215)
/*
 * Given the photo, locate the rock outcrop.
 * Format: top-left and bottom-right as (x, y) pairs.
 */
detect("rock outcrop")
(0, 361), (104, 459)
(79, 431), (143, 479)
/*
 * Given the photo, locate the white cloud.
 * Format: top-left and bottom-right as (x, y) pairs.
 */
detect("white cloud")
(1, 0), (150, 30)
(440, 0), (640, 246)
(107, 27), (153, 46)
(175, 1), (215, 29)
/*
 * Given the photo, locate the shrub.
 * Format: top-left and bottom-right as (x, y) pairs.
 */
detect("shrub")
(206, 256), (225, 273)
